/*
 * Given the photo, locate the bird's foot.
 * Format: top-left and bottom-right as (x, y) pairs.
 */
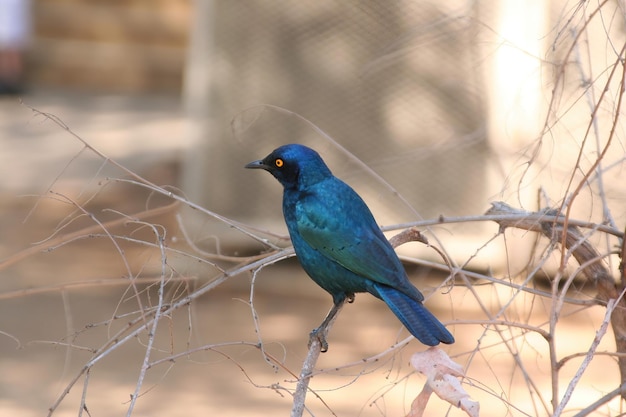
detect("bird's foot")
(308, 327), (329, 353)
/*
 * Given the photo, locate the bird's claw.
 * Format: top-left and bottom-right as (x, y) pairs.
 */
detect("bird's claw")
(309, 327), (329, 352)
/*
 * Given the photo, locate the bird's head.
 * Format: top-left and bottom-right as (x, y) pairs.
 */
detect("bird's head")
(245, 144), (332, 189)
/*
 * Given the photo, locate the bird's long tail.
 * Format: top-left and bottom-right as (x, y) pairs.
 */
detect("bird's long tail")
(374, 283), (454, 346)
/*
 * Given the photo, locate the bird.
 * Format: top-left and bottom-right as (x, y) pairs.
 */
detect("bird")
(245, 144), (454, 351)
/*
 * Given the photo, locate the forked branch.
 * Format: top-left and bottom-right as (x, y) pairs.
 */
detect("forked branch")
(486, 201), (626, 401)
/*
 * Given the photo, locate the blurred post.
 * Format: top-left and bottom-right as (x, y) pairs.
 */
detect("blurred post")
(181, 0), (215, 202)
(482, 0), (548, 271)
(483, 0), (548, 199)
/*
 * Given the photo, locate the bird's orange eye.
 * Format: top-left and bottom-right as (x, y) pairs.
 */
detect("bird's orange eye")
(275, 158), (284, 168)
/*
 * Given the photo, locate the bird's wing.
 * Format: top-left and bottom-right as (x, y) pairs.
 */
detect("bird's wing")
(295, 180), (409, 289)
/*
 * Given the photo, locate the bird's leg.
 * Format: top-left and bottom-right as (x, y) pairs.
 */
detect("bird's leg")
(309, 293), (354, 352)
(309, 305), (340, 353)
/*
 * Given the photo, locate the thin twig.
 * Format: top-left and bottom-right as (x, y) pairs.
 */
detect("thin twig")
(554, 297), (621, 416)
(290, 303), (344, 417)
(126, 223), (168, 416)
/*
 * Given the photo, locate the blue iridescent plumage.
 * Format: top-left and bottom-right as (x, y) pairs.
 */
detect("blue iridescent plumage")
(246, 144), (454, 350)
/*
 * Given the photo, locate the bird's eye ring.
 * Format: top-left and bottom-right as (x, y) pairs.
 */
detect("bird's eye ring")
(275, 158), (284, 168)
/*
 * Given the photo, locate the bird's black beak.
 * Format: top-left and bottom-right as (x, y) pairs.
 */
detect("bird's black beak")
(245, 159), (269, 170)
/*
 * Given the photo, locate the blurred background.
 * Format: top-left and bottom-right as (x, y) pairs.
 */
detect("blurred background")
(4, 0), (567, 264)
(1, 0), (625, 416)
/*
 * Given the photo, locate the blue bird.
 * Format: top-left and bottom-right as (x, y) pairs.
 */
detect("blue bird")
(245, 144), (454, 351)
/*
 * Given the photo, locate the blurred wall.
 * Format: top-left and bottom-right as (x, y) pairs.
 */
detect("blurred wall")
(182, 1), (488, 221)
(29, 0), (190, 92)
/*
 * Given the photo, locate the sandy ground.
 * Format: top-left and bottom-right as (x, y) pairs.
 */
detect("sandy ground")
(0, 90), (623, 417)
